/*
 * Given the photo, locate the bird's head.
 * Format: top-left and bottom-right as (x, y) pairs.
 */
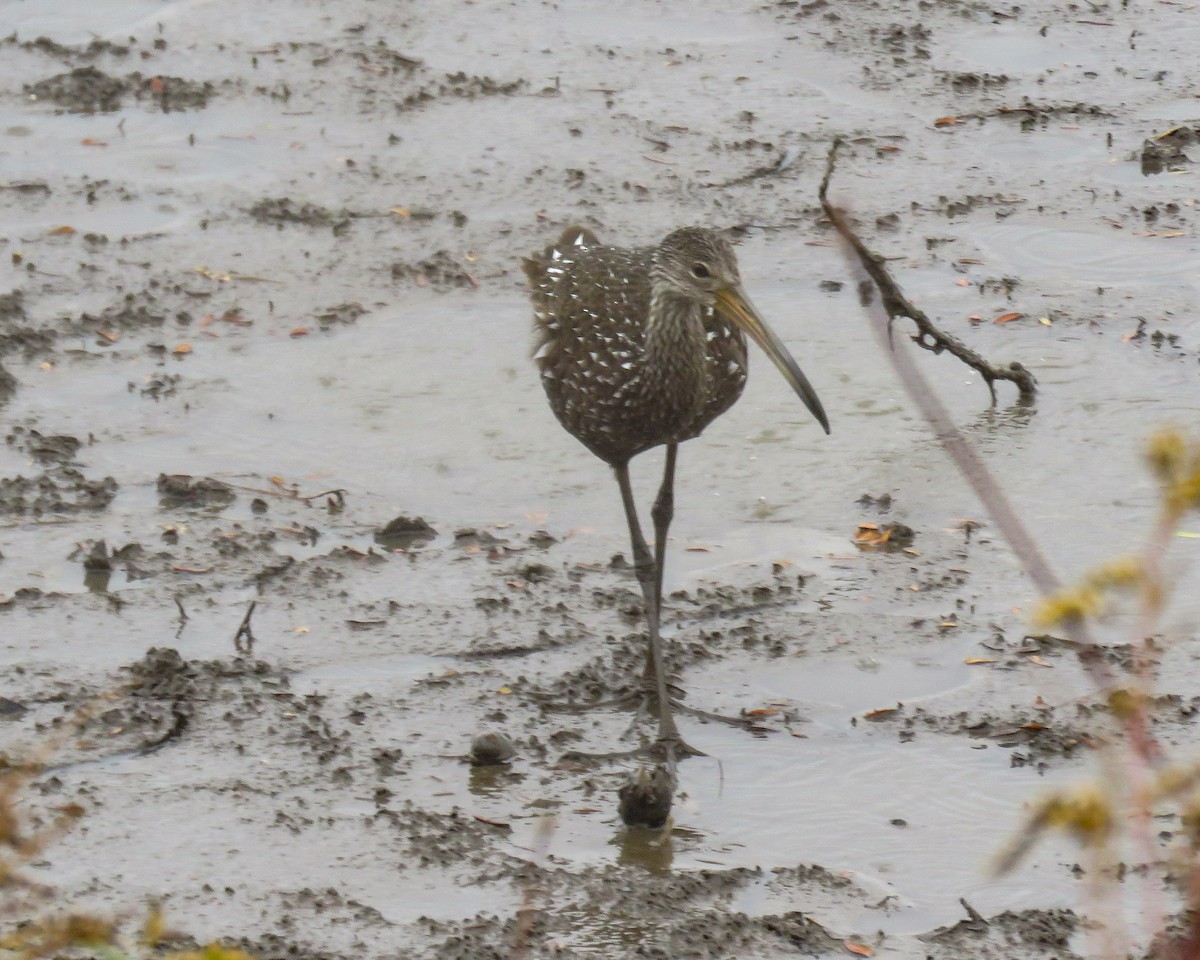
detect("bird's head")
(652, 227), (831, 436)
(652, 227), (741, 303)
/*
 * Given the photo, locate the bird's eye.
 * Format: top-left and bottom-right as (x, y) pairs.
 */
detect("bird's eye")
(691, 263), (710, 279)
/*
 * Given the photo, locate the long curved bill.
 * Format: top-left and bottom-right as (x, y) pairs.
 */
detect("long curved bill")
(715, 285), (831, 435)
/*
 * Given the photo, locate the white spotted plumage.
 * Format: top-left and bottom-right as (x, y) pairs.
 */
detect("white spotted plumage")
(523, 226), (749, 466)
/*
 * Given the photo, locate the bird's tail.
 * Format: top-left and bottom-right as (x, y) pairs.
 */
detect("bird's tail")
(521, 225), (600, 291)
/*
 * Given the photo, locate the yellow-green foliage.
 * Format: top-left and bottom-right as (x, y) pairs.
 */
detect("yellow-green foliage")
(1002, 430), (1200, 880)
(1, 736), (257, 960)
(1034, 428), (1200, 630)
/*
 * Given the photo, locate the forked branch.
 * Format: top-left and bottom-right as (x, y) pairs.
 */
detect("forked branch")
(818, 140), (1038, 404)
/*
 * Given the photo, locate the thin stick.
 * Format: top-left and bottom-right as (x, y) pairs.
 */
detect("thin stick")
(233, 600), (257, 655)
(818, 140), (1038, 405)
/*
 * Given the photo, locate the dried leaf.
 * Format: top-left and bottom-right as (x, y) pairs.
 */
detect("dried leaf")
(498, 686), (512, 695)
(846, 943), (875, 957)
(863, 706), (898, 721)
(48, 225), (76, 235)
(994, 312), (1023, 325)
(964, 657), (995, 665)
(1027, 655), (1053, 667)
(172, 343), (192, 355)
(289, 327), (310, 337)
(933, 116), (961, 127)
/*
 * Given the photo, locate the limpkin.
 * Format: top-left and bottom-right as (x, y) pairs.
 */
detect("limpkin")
(524, 225), (830, 760)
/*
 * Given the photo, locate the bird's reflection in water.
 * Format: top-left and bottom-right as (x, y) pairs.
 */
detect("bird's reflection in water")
(467, 763), (524, 799)
(615, 823), (676, 876)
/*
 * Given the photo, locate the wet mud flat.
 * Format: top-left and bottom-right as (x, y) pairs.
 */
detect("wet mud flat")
(2, 0), (1200, 958)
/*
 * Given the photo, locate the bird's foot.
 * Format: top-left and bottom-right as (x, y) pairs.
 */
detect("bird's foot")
(668, 698), (772, 733)
(618, 764), (675, 828)
(560, 731), (705, 766)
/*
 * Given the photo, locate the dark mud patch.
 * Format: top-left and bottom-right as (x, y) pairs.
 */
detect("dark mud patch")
(314, 302), (368, 328)
(25, 647), (291, 764)
(249, 198), (349, 229)
(78, 292), (170, 336)
(390, 252), (479, 290)
(374, 803), (515, 870)
(374, 515), (437, 549)
(922, 905), (1081, 960)
(9, 427), (82, 464)
(0, 291), (56, 365)
(865, 701), (1095, 769)
(0, 441), (116, 516)
(12, 35), (132, 61)
(396, 72), (526, 112)
(23, 66), (216, 113)
(156, 474), (237, 511)
(423, 862), (848, 960)
(1141, 125), (1200, 176)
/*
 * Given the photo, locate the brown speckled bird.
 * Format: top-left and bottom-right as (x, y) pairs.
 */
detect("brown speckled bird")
(524, 226), (829, 760)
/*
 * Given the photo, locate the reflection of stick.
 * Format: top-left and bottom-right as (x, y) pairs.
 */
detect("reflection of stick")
(818, 140), (1037, 405)
(233, 600), (257, 655)
(509, 814), (556, 960)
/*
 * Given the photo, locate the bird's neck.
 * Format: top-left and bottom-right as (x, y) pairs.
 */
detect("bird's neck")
(642, 289), (708, 418)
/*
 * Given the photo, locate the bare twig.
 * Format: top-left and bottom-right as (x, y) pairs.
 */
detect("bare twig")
(233, 600), (257, 655)
(818, 139), (1038, 404)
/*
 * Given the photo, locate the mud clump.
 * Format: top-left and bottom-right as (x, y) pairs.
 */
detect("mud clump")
(374, 514), (437, 548)
(391, 251), (477, 290)
(79, 292), (168, 335)
(0, 291), (56, 363)
(0, 461), (117, 516)
(250, 197), (345, 227)
(126, 646), (200, 700)
(396, 72), (525, 111)
(24, 67), (215, 112)
(922, 906), (1080, 959)
(314, 302), (368, 328)
(17, 35), (132, 60)
(1142, 125), (1199, 176)
(10, 428), (82, 464)
(25, 67), (130, 112)
(157, 474), (237, 510)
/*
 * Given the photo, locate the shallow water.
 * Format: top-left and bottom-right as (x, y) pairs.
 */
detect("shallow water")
(4, 0), (1200, 957)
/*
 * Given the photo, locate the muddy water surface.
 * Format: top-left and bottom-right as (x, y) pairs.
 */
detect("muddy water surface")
(2, 1), (1200, 959)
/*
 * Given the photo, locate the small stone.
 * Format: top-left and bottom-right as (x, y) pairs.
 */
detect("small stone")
(469, 731), (517, 766)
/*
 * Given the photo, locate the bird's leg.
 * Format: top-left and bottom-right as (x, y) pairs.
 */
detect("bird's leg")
(614, 462), (701, 761)
(644, 444), (677, 689)
(651, 444), (678, 624)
